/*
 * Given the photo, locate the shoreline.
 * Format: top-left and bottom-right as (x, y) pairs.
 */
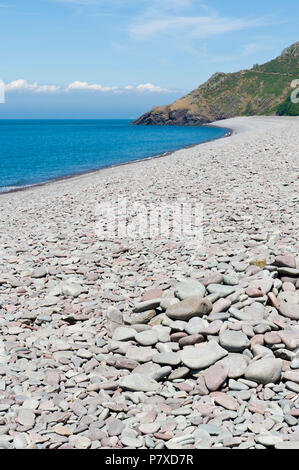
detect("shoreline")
(0, 123), (232, 196)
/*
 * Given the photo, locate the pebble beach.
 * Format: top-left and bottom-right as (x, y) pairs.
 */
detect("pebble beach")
(0, 115), (298, 450)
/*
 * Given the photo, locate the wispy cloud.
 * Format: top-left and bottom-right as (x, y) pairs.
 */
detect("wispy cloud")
(129, 15), (275, 40)
(4, 79), (175, 94)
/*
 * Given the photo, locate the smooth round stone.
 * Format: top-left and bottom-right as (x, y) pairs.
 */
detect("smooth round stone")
(139, 423), (161, 434)
(244, 358), (282, 385)
(264, 332), (281, 345)
(180, 340), (228, 370)
(201, 272), (223, 285)
(152, 325), (171, 342)
(204, 362), (229, 391)
(279, 301), (299, 320)
(228, 379), (249, 391)
(133, 362), (161, 376)
(201, 320), (223, 335)
(126, 346), (155, 363)
(253, 324), (270, 335)
(221, 274), (238, 286)
(22, 398), (39, 410)
(234, 262), (248, 272)
(206, 284), (235, 298)
(112, 327), (136, 342)
(107, 418), (125, 436)
(208, 313), (230, 321)
(69, 435), (91, 449)
(142, 289), (163, 302)
(219, 354), (250, 378)
(248, 422), (267, 434)
(277, 331), (299, 350)
(152, 366), (172, 381)
(282, 282), (296, 292)
(17, 409), (36, 428)
(255, 434), (283, 447)
(62, 283), (83, 297)
(245, 286), (263, 298)
(249, 279), (273, 295)
(166, 297), (212, 321)
(291, 357), (299, 369)
(13, 434), (30, 449)
(185, 317), (207, 335)
(133, 299), (161, 313)
(135, 330), (159, 346)
(171, 332), (187, 342)
(152, 352), (181, 367)
(118, 374), (159, 392)
(131, 324), (152, 333)
(107, 307), (123, 324)
(165, 435), (195, 449)
(285, 381), (299, 393)
(108, 339), (132, 355)
(160, 297), (180, 311)
(168, 367), (190, 380)
(156, 342), (175, 353)
(197, 424), (223, 435)
(178, 334), (205, 347)
(128, 310), (156, 325)
(169, 320), (188, 331)
(174, 280), (206, 300)
(211, 392), (239, 411)
(121, 429), (143, 448)
(274, 255), (296, 269)
(31, 267), (47, 278)
(212, 298), (231, 313)
(283, 370), (299, 383)
(205, 293), (220, 304)
(252, 344), (274, 358)
(219, 330), (250, 352)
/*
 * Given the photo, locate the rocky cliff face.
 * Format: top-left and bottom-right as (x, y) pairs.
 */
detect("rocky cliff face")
(133, 42), (299, 126)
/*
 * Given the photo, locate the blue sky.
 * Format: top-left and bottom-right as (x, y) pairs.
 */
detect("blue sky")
(0, 0), (298, 118)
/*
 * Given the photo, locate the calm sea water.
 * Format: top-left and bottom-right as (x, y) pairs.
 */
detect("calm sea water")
(0, 119), (228, 193)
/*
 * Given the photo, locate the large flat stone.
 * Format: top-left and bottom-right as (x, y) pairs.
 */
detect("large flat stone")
(166, 297), (212, 321)
(174, 280), (206, 300)
(219, 330), (250, 352)
(118, 374), (159, 392)
(244, 358), (282, 385)
(180, 340), (228, 370)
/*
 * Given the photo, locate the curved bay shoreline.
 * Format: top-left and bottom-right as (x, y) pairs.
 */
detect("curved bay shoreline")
(0, 122), (230, 196)
(0, 116), (298, 450)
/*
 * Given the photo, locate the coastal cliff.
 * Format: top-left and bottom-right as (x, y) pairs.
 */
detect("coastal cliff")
(133, 42), (299, 125)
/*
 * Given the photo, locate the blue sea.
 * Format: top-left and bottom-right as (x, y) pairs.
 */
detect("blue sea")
(0, 119), (228, 193)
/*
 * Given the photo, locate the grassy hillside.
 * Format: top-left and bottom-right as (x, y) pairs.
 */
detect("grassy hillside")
(133, 42), (299, 125)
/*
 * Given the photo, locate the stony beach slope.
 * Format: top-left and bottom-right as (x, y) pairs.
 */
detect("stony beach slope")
(0, 116), (298, 450)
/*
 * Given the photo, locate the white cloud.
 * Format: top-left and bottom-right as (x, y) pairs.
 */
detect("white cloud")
(136, 83), (170, 93)
(4, 79), (174, 95)
(66, 81), (119, 92)
(5, 79), (38, 92)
